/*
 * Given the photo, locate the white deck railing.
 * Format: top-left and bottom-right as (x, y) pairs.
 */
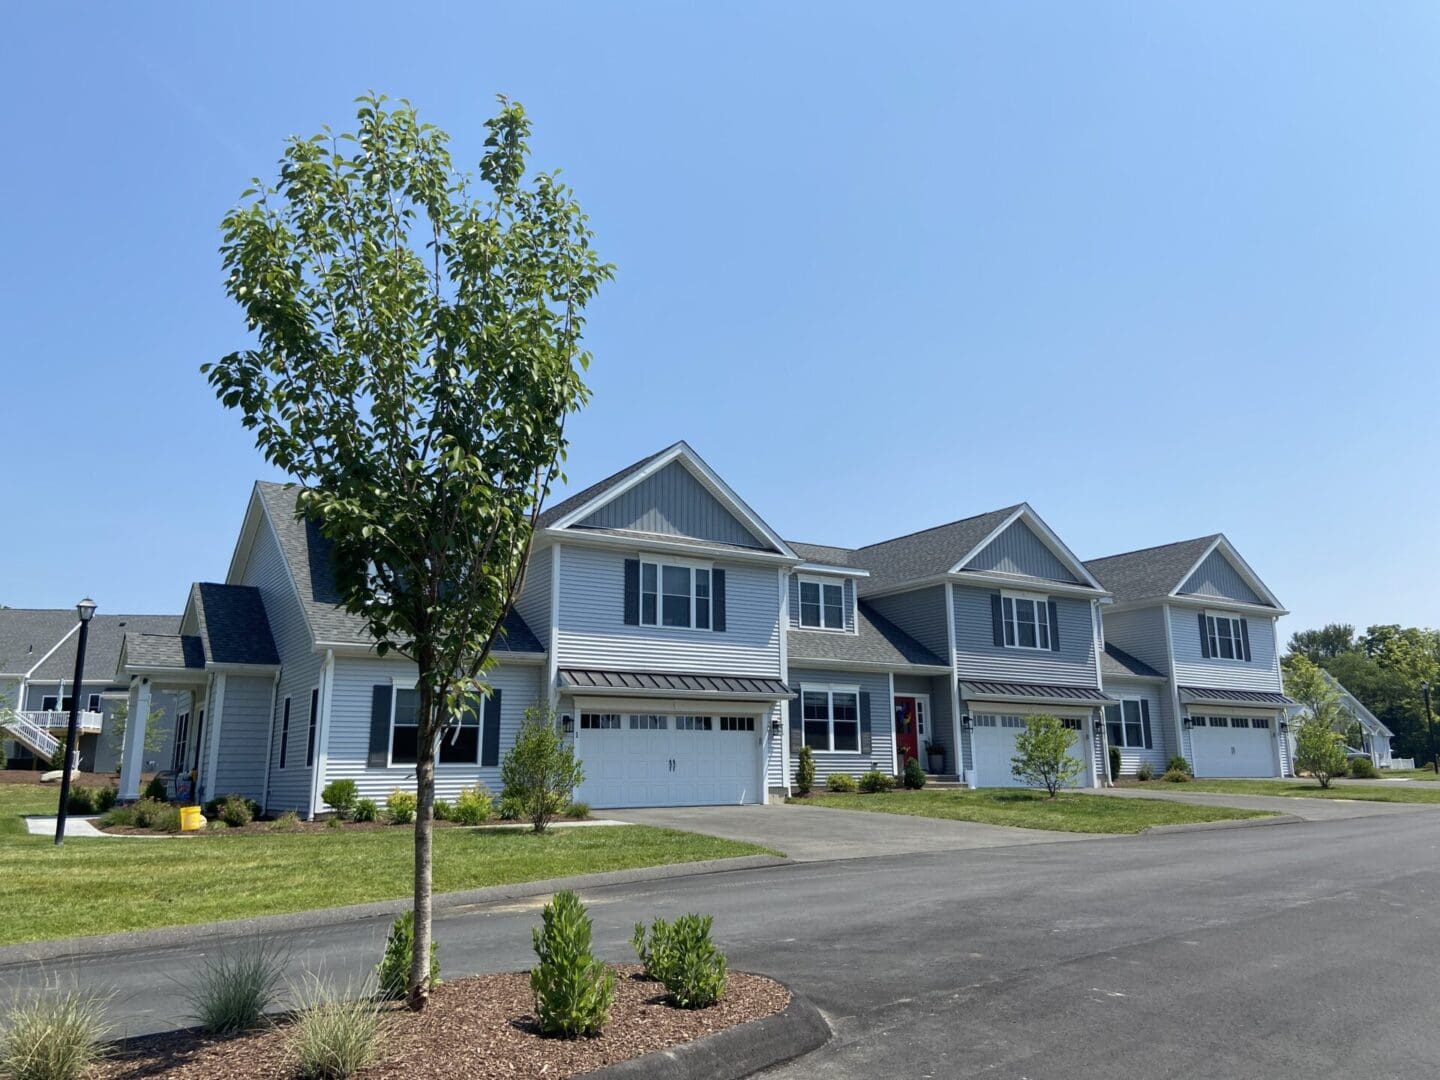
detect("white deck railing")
(0, 712), (60, 759)
(20, 710), (104, 734)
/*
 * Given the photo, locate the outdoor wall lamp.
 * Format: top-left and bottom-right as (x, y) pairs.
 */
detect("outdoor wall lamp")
(561, 714), (574, 735)
(1278, 720), (1288, 734)
(1182, 717), (1193, 730)
(960, 715), (973, 731)
(769, 718), (782, 736)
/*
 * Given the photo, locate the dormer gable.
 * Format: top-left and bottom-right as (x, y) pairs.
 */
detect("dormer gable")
(951, 505), (1105, 593)
(1177, 544), (1265, 605)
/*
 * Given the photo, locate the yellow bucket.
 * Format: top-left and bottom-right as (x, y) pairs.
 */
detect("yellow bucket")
(179, 805), (205, 832)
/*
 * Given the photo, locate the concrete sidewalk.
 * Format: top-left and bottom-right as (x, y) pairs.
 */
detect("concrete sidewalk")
(1090, 785), (1440, 821)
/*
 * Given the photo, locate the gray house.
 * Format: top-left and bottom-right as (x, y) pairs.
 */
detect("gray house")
(111, 441), (1292, 813)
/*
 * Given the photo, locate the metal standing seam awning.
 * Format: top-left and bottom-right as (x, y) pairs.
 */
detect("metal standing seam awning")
(1178, 686), (1296, 709)
(960, 680), (1115, 708)
(557, 668), (794, 701)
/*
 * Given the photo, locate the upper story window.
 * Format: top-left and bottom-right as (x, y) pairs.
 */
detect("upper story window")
(1001, 592), (1052, 651)
(798, 577), (845, 630)
(638, 559), (711, 629)
(1201, 611), (1251, 662)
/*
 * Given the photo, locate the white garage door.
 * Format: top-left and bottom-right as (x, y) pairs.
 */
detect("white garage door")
(1191, 716), (1276, 778)
(575, 713), (762, 808)
(970, 714), (1090, 789)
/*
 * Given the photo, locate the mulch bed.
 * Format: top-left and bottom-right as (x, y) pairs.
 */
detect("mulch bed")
(96, 818), (587, 836)
(95, 966), (788, 1078)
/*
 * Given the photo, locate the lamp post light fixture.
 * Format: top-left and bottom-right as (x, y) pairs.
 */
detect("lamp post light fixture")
(54, 598), (97, 846)
(1422, 681), (1437, 775)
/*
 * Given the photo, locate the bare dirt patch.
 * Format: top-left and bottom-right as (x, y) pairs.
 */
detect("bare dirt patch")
(96, 966), (788, 1079)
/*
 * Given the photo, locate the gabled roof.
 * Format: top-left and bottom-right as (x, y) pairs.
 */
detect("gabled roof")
(788, 542), (865, 570)
(248, 482), (545, 655)
(1100, 642), (1165, 681)
(1085, 535), (1283, 610)
(853, 505), (1022, 594)
(788, 603), (948, 670)
(187, 583), (281, 667)
(537, 447), (670, 529)
(122, 633), (207, 672)
(0, 609), (180, 682)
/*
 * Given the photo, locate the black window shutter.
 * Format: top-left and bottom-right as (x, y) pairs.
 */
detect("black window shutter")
(1239, 619), (1251, 662)
(712, 569), (727, 632)
(623, 559), (640, 625)
(859, 690), (872, 756)
(788, 698), (802, 751)
(307, 687), (319, 766)
(1197, 613), (1211, 658)
(1048, 600), (1061, 652)
(367, 684), (392, 768)
(481, 688), (503, 767)
(1140, 699), (1153, 749)
(990, 593), (1005, 646)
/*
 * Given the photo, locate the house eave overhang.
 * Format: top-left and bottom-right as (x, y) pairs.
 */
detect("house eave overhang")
(1169, 536), (1286, 611)
(566, 686), (788, 702)
(1164, 594), (1289, 618)
(949, 505), (1110, 592)
(949, 571), (1109, 600)
(538, 527), (798, 566)
(786, 657), (952, 676)
(1178, 687), (1295, 708)
(314, 640), (548, 664)
(795, 562), (870, 578)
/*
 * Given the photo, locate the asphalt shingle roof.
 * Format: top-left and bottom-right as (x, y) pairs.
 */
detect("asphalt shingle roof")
(1100, 643), (1165, 681)
(788, 542), (864, 568)
(190, 583), (280, 666)
(853, 506), (1024, 594)
(1083, 536), (1219, 605)
(124, 633), (206, 671)
(788, 603), (948, 668)
(0, 610), (180, 682)
(536, 445), (673, 529)
(253, 482), (544, 655)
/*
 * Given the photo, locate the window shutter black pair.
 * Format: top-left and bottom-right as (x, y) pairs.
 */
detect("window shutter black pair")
(1140, 699), (1153, 749)
(622, 558), (726, 631)
(367, 683), (502, 767)
(988, 592), (1060, 651)
(1197, 612), (1251, 661)
(859, 690), (872, 756)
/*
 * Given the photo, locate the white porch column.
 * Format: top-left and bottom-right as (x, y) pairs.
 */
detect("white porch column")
(119, 677), (151, 802)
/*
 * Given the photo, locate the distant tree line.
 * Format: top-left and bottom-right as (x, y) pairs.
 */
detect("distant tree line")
(1285, 623), (1440, 763)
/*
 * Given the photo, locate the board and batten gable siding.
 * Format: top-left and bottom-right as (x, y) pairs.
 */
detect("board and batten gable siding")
(965, 520), (1079, 583)
(1178, 549), (1264, 605)
(1099, 606), (1171, 676)
(211, 675), (273, 802)
(1171, 611), (1282, 692)
(513, 549), (552, 652)
(786, 667), (892, 784)
(952, 585), (1098, 686)
(1102, 677), (1172, 776)
(786, 574), (856, 632)
(322, 656), (544, 803)
(239, 511), (321, 813)
(865, 586), (950, 663)
(556, 545), (780, 676)
(575, 461), (766, 549)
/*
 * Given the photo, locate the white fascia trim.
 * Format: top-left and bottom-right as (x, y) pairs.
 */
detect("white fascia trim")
(313, 640), (547, 664)
(948, 504), (1108, 592)
(23, 621), (80, 679)
(224, 486), (266, 586)
(950, 571), (1107, 600)
(964, 697), (1097, 715)
(1170, 535), (1285, 611)
(120, 665), (208, 681)
(787, 657), (952, 675)
(546, 442), (798, 558)
(794, 562), (870, 577)
(540, 527), (795, 566)
(1164, 595), (1289, 618)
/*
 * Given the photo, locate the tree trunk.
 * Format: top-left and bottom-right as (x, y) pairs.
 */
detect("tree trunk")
(408, 680), (436, 1012)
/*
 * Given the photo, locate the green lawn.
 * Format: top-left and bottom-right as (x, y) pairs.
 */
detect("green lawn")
(1373, 768), (1440, 782)
(1130, 778), (1440, 804)
(0, 784), (773, 945)
(796, 788), (1272, 833)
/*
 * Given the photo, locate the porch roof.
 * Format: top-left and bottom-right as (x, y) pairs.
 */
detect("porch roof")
(123, 633), (206, 672)
(961, 680), (1113, 705)
(1179, 686), (1295, 708)
(559, 667), (793, 700)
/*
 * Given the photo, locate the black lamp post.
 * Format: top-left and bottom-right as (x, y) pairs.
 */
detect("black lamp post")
(54, 598), (96, 846)
(1422, 680), (1437, 775)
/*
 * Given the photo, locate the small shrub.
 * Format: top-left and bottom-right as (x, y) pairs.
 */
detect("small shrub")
(321, 779), (358, 819)
(65, 787), (97, 815)
(563, 801), (590, 820)
(376, 911), (439, 1001)
(0, 986), (112, 1080)
(631, 914), (727, 1008)
(826, 772), (857, 793)
(858, 769), (895, 794)
(1136, 761), (1155, 782)
(114, 798), (180, 832)
(185, 943), (285, 1034)
(99, 805), (133, 828)
(48, 742), (69, 772)
(142, 775), (168, 802)
(530, 890), (614, 1037)
(265, 812), (303, 832)
(903, 757), (926, 790)
(215, 794), (255, 828)
(204, 794), (260, 820)
(631, 919), (666, 981)
(500, 706), (584, 834)
(795, 745), (815, 796)
(1108, 744), (1122, 783)
(385, 789), (417, 825)
(351, 798), (378, 823)
(1167, 756), (1192, 776)
(432, 800), (455, 822)
(454, 785), (493, 826)
(1349, 756), (1379, 779)
(93, 786), (117, 813)
(497, 794), (524, 821)
(208, 820), (229, 831)
(285, 975), (384, 1080)
(1162, 768), (1192, 783)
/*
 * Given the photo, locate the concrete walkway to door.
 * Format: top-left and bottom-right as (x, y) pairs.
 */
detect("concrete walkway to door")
(606, 802), (1091, 862)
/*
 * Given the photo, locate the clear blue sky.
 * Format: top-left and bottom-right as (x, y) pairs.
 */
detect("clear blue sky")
(3, 2), (1436, 639)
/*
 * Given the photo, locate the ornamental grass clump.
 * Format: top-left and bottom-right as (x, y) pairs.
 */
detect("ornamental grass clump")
(285, 976), (384, 1080)
(0, 986), (112, 1080)
(185, 943), (286, 1034)
(376, 911), (439, 1001)
(531, 890), (614, 1037)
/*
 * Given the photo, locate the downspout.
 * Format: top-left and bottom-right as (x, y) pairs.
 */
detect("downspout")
(778, 567), (790, 800)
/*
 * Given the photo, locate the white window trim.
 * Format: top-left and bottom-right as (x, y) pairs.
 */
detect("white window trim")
(799, 683), (863, 754)
(387, 679), (419, 769)
(639, 556), (715, 631)
(797, 575), (849, 633)
(1204, 610), (1249, 663)
(1001, 590), (1052, 652)
(1104, 696), (1152, 750)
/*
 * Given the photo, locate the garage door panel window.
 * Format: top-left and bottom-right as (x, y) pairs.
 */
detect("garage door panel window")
(675, 715), (713, 731)
(1104, 699), (1153, 749)
(719, 716), (754, 732)
(580, 714), (622, 730)
(629, 715), (668, 730)
(802, 687), (860, 752)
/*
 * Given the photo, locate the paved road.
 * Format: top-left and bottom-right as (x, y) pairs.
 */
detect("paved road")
(5, 807), (1440, 1079)
(1090, 785), (1435, 821)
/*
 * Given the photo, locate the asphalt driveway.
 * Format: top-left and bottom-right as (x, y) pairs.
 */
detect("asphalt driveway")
(607, 802), (1091, 861)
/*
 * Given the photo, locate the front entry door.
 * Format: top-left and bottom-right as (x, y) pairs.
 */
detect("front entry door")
(894, 696), (923, 768)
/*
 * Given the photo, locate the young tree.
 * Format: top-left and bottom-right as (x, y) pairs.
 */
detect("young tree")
(1010, 714), (1083, 797)
(1292, 714), (1348, 788)
(500, 705), (583, 834)
(204, 94), (611, 1009)
(1285, 655), (1353, 787)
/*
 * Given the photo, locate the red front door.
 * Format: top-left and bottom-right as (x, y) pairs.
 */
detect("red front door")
(895, 697), (920, 767)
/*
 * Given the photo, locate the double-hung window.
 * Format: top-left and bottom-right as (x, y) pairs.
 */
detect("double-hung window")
(798, 578), (845, 630)
(439, 701), (481, 764)
(1203, 612), (1250, 661)
(1104, 698), (1153, 749)
(390, 687), (420, 765)
(1001, 592), (1051, 650)
(800, 686), (860, 752)
(640, 560), (712, 629)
